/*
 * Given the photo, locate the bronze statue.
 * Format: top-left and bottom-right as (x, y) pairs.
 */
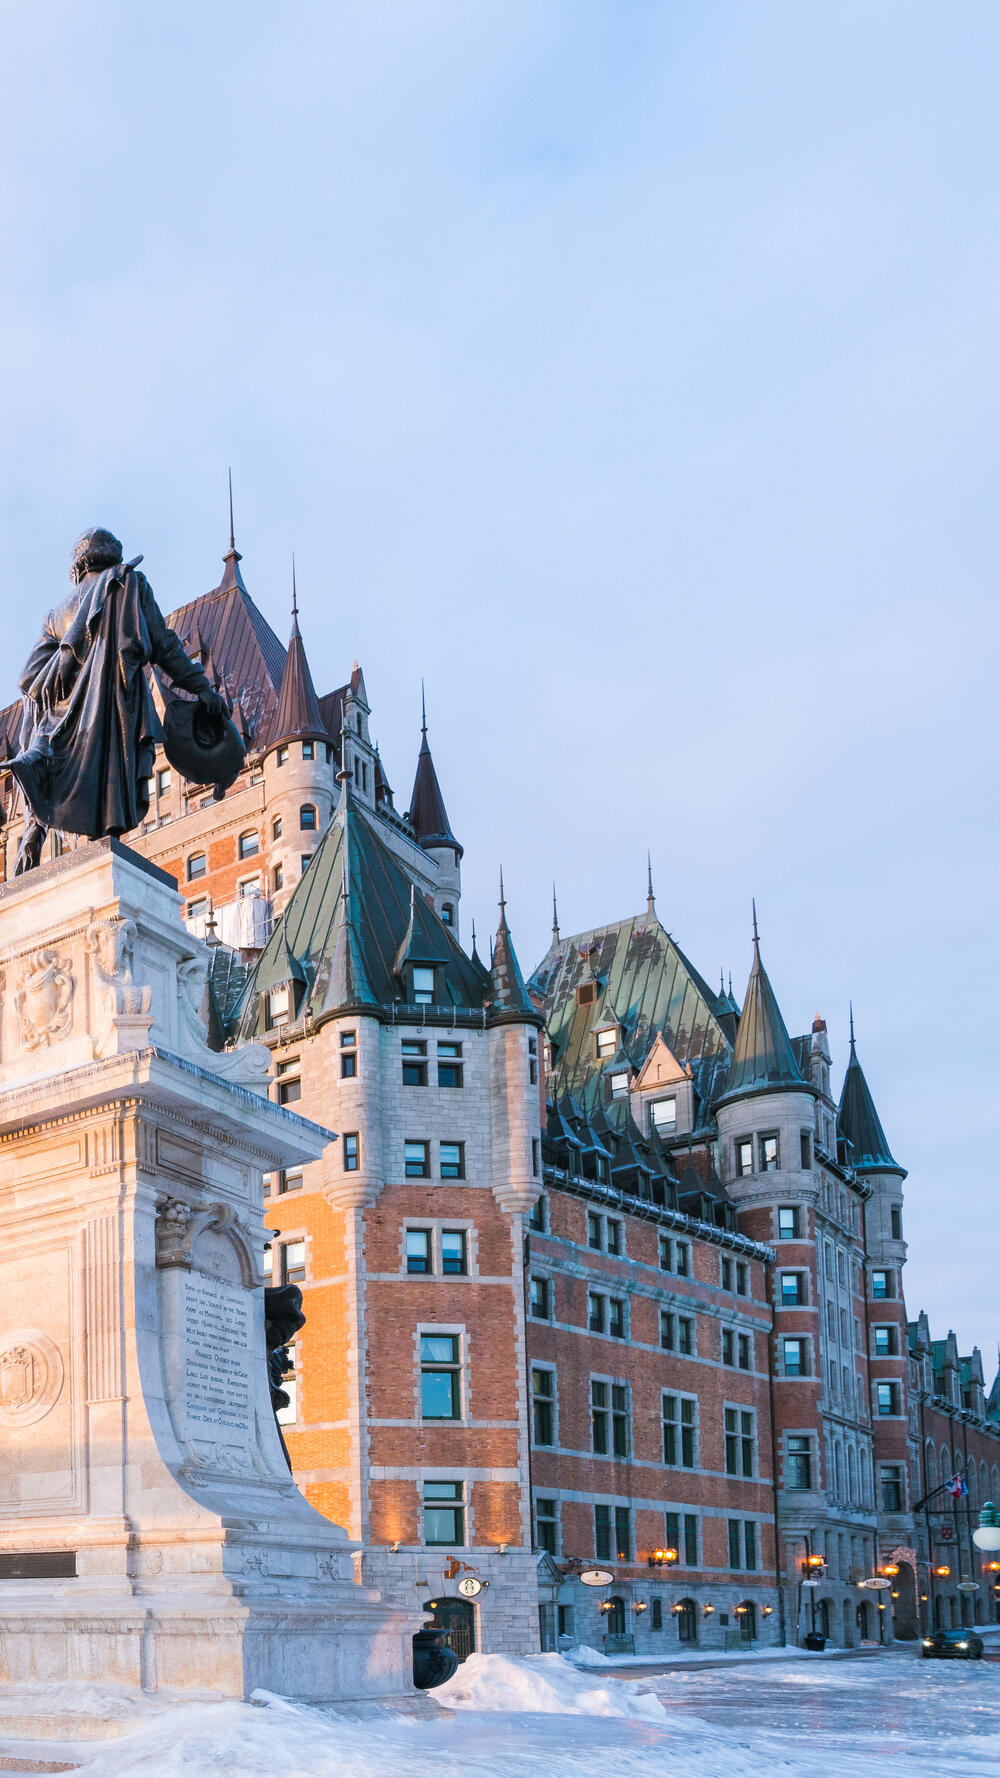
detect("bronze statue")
(9, 528), (241, 873)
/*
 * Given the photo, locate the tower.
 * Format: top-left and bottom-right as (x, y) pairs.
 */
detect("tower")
(406, 689), (462, 938)
(261, 570), (336, 916)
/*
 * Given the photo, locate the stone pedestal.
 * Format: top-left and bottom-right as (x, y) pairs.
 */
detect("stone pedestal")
(0, 840), (420, 1699)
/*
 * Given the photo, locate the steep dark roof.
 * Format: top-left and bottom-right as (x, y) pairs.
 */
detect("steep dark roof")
(267, 589), (329, 749)
(408, 705), (461, 855)
(715, 932), (810, 1106)
(837, 1026), (904, 1175)
(489, 880), (538, 1023)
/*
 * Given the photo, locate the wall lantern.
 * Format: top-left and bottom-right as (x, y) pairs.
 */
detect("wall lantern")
(934, 1565), (951, 1578)
(703, 1604), (715, 1616)
(633, 1602), (648, 1614)
(672, 1602), (684, 1614)
(648, 1548), (678, 1569)
(762, 1605), (773, 1617)
(881, 1563), (900, 1577)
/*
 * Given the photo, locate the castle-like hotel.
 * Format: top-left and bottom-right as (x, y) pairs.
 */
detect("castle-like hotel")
(2, 526), (994, 1658)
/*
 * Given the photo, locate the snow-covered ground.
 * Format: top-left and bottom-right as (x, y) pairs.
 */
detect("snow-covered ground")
(2, 1646), (999, 1777)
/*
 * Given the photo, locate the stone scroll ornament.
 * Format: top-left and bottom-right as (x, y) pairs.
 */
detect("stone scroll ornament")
(8, 527), (244, 874)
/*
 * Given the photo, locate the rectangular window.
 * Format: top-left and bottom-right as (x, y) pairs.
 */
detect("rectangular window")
(608, 1298), (626, 1340)
(406, 1228), (431, 1273)
(786, 1435), (812, 1490)
(343, 1132), (359, 1171)
(728, 1519), (742, 1570)
(675, 1242), (691, 1277)
(609, 1071), (629, 1099)
(736, 1138), (754, 1177)
(651, 1598), (663, 1631)
(725, 1408), (755, 1478)
(535, 1497), (557, 1555)
(722, 1328), (735, 1367)
(615, 1506), (631, 1561)
(156, 766), (171, 795)
(276, 744), (289, 766)
(532, 1137), (540, 1178)
(606, 1219), (622, 1256)
(280, 1169), (303, 1196)
(871, 1270), (892, 1300)
(800, 1130), (811, 1169)
(780, 1273), (805, 1307)
(721, 1257), (733, 1291)
(659, 1310), (675, 1351)
(420, 1334), (461, 1420)
(532, 1369), (555, 1446)
(591, 1380), (609, 1454)
(587, 1212), (603, 1250)
(651, 1097), (677, 1133)
(736, 1262), (748, 1295)
(281, 1240), (306, 1284)
(528, 1034), (538, 1086)
(778, 1205), (799, 1240)
(402, 1040), (428, 1086)
(405, 1140), (430, 1178)
(665, 1510), (680, 1555)
(890, 1205), (902, 1241)
(595, 1028), (617, 1058)
(266, 986), (290, 1030)
(441, 1229), (468, 1274)
(738, 1333), (751, 1371)
(611, 1384), (629, 1458)
(594, 1504), (612, 1562)
(760, 1133), (779, 1171)
(278, 1072), (301, 1106)
(663, 1396), (696, 1468)
(876, 1381), (899, 1416)
(412, 967), (435, 1005)
(880, 1465), (903, 1513)
(658, 1233), (673, 1271)
(873, 1326), (897, 1358)
(529, 1275), (551, 1319)
(423, 1479), (464, 1546)
(341, 1050), (357, 1079)
(677, 1316), (693, 1355)
(588, 1293), (606, 1333)
(684, 1513), (699, 1567)
(744, 1521), (757, 1572)
(187, 896), (208, 920)
(437, 1042), (464, 1088)
(440, 1142), (465, 1179)
(302, 740), (315, 760)
(783, 1337), (807, 1377)
(529, 1195), (547, 1233)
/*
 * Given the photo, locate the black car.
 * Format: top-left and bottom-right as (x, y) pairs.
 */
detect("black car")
(921, 1629), (984, 1660)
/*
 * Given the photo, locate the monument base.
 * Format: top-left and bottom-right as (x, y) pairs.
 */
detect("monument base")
(0, 842), (422, 1699)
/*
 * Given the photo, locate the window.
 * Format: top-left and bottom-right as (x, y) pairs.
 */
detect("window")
(276, 744), (289, 766)
(529, 1276), (551, 1319)
(272, 863), (284, 892)
(272, 816), (282, 839)
(406, 1229), (431, 1273)
(156, 766), (171, 796)
(800, 1130), (811, 1169)
(302, 741), (315, 761)
(412, 967), (435, 1006)
(683, 1514), (699, 1566)
(187, 851), (206, 881)
(239, 875), (261, 898)
(277, 1059), (301, 1105)
(529, 1195), (547, 1233)
(732, 1522), (756, 1571)
(873, 1326), (898, 1358)
(282, 1169), (303, 1195)
(786, 1435), (812, 1489)
(721, 1257), (733, 1291)
(606, 1219), (622, 1256)
(782, 1337), (808, 1377)
(662, 1396), (696, 1468)
(587, 1212), (602, 1250)
(588, 1293), (606, 1333)
(340, 1030), (357, 1078)
(595, 1028), (617, 1059)
(738, 1333), (751, 1370)
(880, 1465), (903, 1513)
(650, 1098), (676, 1133)
(608, 1298), (626, 1339)
(778, 1206), (799, 1239)
(876, 1381), (899, 1416)
(532, 1138), (540, 1178)
(615, 1507), (632, 1561)
(760, 1133), (779, 1171)
(676, 1242), (691, 1277)
(300, 855), (313, 875)
(437, 1042), (463, 1088)
(725, 1408), (755, 1477)
(263, 988), (286, 1031)
(677, 1316), (693, 1355)
(659, 1310), (675, 1351)
(441, 1230), (468, 1274)
(658, 1233), (673, 1271)
(402, 1040), (428, 1086)
(594, 1504), (612, 1562)
(890, 1205), (902, 1240)
(736, 1138), (754, 1177)
(423, 1479), (464, 1545)
(281, 1239), (306, 1284)
(722, 1329), (735, 1367)
(187, 897), (208, 920)
(343, 1132), (359, 1171)
(528, 1034), (538, 1086)
(532, 1370), (555, 1446)
(871, 1270), (893, 1300)
(535, 1497), (557, 1555)
(300, 804), (317, 831)
(651, 1598), (663, 1631)
(440, 1142), (465, 1179)
(405, 1141), (430, 1178)
(735, 1261), (748, 1295)
(728, 1520), (741, 1569)
(441, 903), (454, 928)
(238, 830), (260, 859)
(609, 1071), (630, 1099)
(591, 1380), (608, 1453)
(780, 1273), (805, 1307)
(420, 1334), (461, 1419)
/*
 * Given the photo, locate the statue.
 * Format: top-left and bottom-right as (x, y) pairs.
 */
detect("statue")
(8, 528), (243, 874)
(264, 1282), (307, 1472)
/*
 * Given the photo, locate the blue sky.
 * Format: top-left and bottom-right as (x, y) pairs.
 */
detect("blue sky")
(1, 2), (997, 1347)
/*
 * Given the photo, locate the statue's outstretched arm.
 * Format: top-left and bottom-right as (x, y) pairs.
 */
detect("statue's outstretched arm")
(141, 581), (221, 708)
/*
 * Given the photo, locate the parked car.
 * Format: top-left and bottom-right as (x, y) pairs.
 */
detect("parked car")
(921, 1629), (984, 1660)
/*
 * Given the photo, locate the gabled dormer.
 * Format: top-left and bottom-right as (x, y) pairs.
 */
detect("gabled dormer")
(633, 1031), (694, 1139)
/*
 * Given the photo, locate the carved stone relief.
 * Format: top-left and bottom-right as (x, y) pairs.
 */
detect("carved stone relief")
(0, 1330), (64, 1426)
(15, 950), (74, 1049)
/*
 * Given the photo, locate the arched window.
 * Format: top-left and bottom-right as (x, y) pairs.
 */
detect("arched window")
(982, 1462), (990, 1506)
(992, 1466), (1000, 1502)
(272, 863), (284, 892)
(300, 804), (317, 831)
(238, 830), (260, 859)
(968, 1463), (979, 1509)
(941, 1446), (951, 1487)
(187, 852), (206, 881)
(926, 1443), (938, 1492)
(847, 1446), (857, 1504)
(272, 816), (282, 840)
(675, 1598), (697, 1643)
(834, 1441), (844, 1499)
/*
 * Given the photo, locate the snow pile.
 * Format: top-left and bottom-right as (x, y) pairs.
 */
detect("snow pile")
(434, 1650), (668, 1720)
(569, 1641), (823, 1668)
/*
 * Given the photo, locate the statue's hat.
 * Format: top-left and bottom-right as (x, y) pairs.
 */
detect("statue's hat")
(162, 698), (245, 794)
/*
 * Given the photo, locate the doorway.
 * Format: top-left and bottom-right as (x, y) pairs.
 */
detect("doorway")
(856, 1600), (870, 1640)
(423, 1597), (476, 1663)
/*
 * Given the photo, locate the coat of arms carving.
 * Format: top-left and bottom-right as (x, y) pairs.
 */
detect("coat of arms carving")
(0, 1331), (63, 1425)
(16, 948), (74, 1049)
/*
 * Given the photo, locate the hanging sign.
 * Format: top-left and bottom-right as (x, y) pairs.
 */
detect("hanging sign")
(857, 1577), (892, 1590)
(579, 1569), (615, 1587)
(457, 1576), (485, 1599)
(801, 1578), (821, 1588)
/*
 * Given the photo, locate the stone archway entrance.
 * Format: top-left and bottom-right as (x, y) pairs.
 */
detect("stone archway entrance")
(423, 1597), (476, 1663)
(886, 1548), (919, 1640)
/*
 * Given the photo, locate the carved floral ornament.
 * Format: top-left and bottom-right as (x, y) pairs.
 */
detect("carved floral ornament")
(15, 948), (74, 1049)
(154, 1195), (260, 1285)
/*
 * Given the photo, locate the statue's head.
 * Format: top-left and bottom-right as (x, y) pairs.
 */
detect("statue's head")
(71, 528), (123, 582)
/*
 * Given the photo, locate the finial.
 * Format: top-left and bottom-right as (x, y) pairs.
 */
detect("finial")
(752, 898), (760, 952)
(646, 851), (656, 917)
(471, 917), (477, 953)
(849, 1000), (856, 1054)
(291, 552), (299, 623)
(552, 882), (560, 943)
(728, 972), (733, 996)
(498, 865), (506, 923)
(228, 467), (235, 553)
(421, 678), (427, 736)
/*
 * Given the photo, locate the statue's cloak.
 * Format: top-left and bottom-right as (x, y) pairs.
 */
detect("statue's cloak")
(9, 564), (210, 839)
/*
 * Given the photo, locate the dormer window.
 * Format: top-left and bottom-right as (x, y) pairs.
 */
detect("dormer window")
(412, 967), (435, 1006)
(650, 1098), (676, 1134)
(265, 986), (290, 1030)
(610, 1072), (629, 1099)
(595, 1028), (617, 1060)
(577, 982), (597, 1007)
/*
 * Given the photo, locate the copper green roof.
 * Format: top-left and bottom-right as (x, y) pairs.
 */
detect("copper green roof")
(715, 929), (811, 1107)
(837, 1018), (904, 1175)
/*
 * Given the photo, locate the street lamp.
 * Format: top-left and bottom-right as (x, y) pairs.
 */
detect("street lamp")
(972, 1504), (1000, 1624)
(648, 1548), (678, 1569)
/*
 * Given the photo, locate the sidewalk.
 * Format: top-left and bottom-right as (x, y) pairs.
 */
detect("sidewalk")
(581, 1645), (883, 1678)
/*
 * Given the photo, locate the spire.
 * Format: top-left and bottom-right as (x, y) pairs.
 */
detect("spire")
(268, 566), (329, 750)
(716, 911), (809, 1105)
(489, 872), (536, 1021)
(552, 883), (560, 944)
(219, 468), (247, 593)
(646, 852), (656, 918)
(837, 1012), (904, 1175)
(849, 1000), (856, 1055)
(407, 686), (462, 856)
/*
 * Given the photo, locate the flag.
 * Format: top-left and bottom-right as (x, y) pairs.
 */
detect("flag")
(947, 1473), (968, 1499)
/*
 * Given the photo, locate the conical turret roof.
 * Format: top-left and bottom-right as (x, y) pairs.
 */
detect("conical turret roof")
(407, 689), (461, 856)
(489, 873), (540, 1024)
(268, 571), (329, 750)
(837, 1014), (904, 1175)
(716, 913), (810, 1106)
